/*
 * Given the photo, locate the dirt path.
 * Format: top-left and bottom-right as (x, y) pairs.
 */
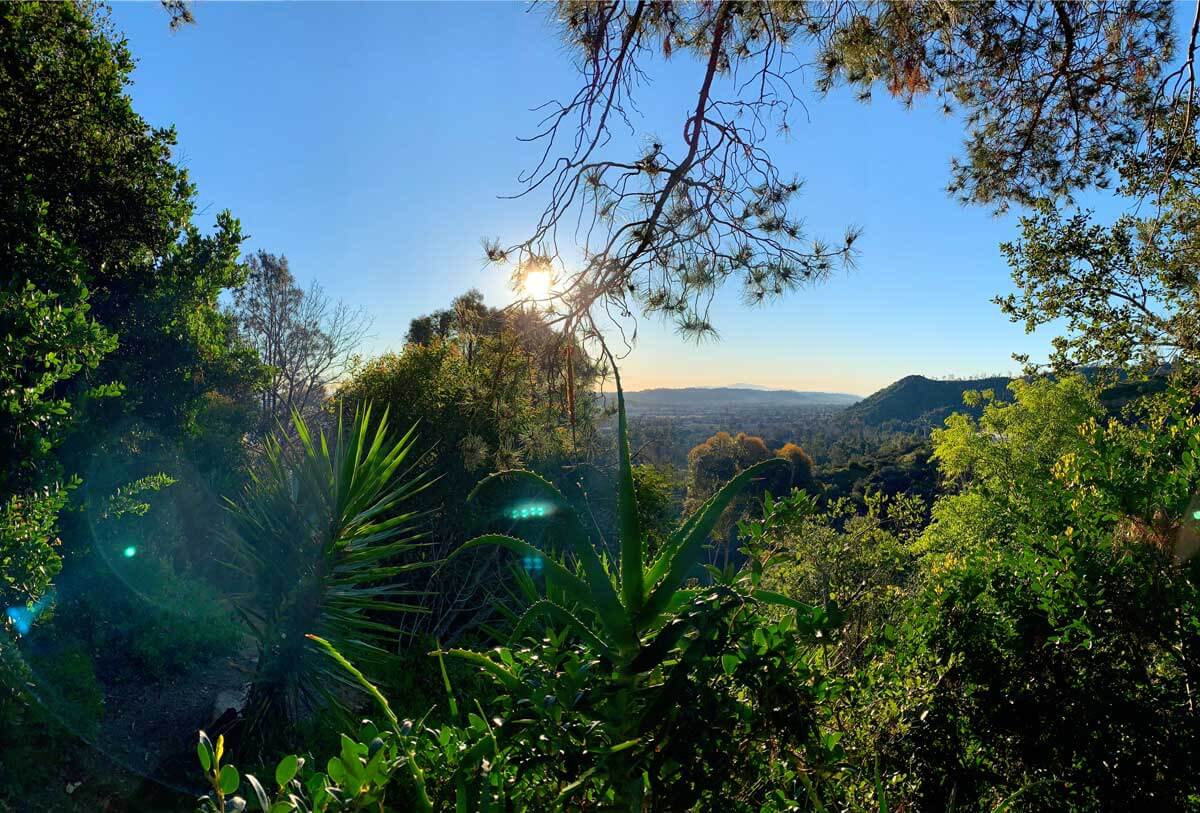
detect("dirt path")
(6, 640), (256, 813)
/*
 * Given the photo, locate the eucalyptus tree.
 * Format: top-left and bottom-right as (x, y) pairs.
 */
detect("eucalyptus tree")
(0, 0), (259, 615)
(230, 252), (372, 437)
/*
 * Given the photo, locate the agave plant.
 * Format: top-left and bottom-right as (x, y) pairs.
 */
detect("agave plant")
(223, 405), (431, 748)
(444, 367), (823, 807)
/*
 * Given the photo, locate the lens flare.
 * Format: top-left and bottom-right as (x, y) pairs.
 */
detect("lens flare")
(4, 590), (54, 636)
(5, 606), (33, 636)
(9, 418), (252, 793)
(1178, 495), (1200, 562)
(508, 502), (550, 520)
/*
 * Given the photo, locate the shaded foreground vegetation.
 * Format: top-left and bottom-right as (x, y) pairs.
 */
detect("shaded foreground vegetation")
(189, 372), (1200, 812)
(5, 1), (1200, 812)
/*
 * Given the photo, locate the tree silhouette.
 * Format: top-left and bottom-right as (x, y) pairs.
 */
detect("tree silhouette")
(230, 252), (371, 436)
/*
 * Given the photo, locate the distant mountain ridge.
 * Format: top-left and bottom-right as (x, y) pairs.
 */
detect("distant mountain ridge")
(622, 386), (861, 413)
(843, 374), (1014, 429)
(723, 383), (785, 391)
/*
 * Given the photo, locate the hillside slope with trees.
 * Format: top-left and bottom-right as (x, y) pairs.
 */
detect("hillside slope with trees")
(841, 374), (1015, 430)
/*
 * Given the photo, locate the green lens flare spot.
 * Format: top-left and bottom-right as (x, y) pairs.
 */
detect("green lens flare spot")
(509, 503), (551, 521)
(122, 545), (137, 558)
(1193, 510), (1200, 521)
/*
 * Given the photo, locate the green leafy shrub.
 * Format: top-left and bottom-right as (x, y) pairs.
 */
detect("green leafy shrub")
(23, 642), (106, 742)
(195, 636), (444, 813)
(0, 635), (105, 805)
(868, 377), (1200, 810)
(35, 467), (241, 682)
(0, 209), (117, 621)
(0, 483), (71, 626)
(754, 489), (919, 672)
(886, 532), (1200, 811)
(125, 563), (243, 679)
(920, 375), (1105, 555)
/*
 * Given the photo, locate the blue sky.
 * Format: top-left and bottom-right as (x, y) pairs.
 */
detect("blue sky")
(108, 1), (1137, 395)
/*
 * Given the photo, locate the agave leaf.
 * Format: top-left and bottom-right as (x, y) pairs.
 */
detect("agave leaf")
(611, 365), (644, 615)
(641, 499), (707, 598)
(307, 633), (399, 731)
(750, 588), (813, 613)
(628, 617), (691, 672)
(992, 785), (1029, 812)
(509, 599), (613, 660)
(636, 598), (737, 726)
(441, 649), (522, 693)
(448, 534), (594, 606)
(639, 458), (787, 626)
(555, 767), (599, 804)
(509, 560), (541, 603)
(465, 477), (635, 655)
(799, 773), (831, 813)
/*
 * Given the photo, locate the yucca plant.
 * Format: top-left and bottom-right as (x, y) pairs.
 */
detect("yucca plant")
(444, 367), (831, 808)
(223, 405), (431, 750)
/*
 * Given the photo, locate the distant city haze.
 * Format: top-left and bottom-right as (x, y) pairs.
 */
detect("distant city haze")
(107, 2), (1137, 393)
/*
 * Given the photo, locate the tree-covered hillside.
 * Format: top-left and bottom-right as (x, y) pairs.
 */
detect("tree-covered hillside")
(841, 374), (1015, 430)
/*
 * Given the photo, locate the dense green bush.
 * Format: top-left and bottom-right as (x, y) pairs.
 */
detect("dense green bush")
(0, 634), (106, 805)
(82, 555), (242, 680)
(756, 489), (920, 673)
(888, 533), (1200, 811)
(0, 210), (115, 623)
(859, 378), (1200, 810)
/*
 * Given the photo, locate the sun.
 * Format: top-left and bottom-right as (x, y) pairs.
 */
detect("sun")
(522, 267), (554, 299)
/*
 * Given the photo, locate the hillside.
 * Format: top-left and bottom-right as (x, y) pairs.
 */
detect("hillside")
(622, 387), (860, 415)
(842, 374), (1014, 429)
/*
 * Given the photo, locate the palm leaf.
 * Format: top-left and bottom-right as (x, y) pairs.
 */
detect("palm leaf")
(224, 404), (429, 746)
